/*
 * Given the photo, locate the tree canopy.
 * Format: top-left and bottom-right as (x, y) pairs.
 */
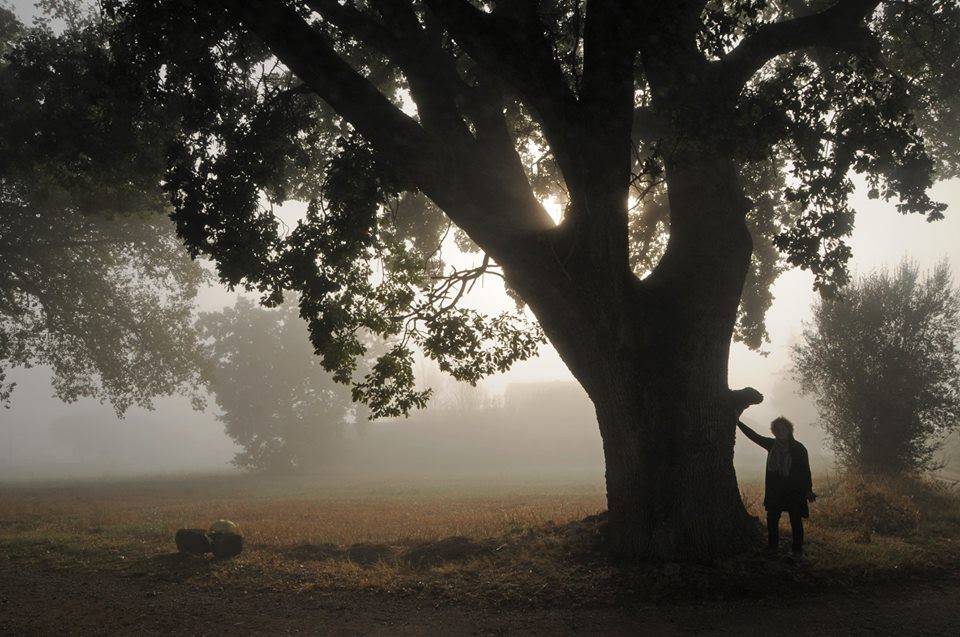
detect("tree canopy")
(794, 260), (960, 474)
(61, 0), (955, 417)
(0, 6), (206, 413)
(12, 0), (960, 557)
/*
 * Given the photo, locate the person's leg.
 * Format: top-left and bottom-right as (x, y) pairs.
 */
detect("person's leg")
(766, 509), (781, 551)
(788, 509), (804, 554)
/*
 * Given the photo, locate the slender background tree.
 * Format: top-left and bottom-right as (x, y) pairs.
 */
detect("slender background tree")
(794, 261), (960, 475)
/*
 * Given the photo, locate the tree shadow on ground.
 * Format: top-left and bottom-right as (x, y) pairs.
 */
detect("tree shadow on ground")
(280, 536), (493, 568)
(123, 552), (224, 583)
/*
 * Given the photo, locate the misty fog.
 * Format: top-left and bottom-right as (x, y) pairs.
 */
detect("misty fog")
(4, 178), (960, 483)
(3, 179), (960, 484)
(2, 0), (959, 487)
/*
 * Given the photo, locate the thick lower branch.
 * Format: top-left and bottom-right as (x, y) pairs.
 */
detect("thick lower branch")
(717, 0), (882, 90)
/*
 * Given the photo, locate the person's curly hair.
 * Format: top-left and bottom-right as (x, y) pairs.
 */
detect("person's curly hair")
(770, 416), (794, 437)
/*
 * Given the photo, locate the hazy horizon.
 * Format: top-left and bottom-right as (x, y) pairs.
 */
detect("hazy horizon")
(3, 0), (960, 484)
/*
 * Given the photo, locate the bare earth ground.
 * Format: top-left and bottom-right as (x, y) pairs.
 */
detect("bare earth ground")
(2, 560), (959, 635)
(2, 474), (960, 635)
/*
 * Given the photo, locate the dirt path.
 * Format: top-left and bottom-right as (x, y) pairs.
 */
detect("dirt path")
(2, 561), (958, 635)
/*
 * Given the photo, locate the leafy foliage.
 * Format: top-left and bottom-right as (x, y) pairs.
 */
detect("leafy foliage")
(752, 56), (947, 291)
(198, 298), (358, 473)
(24, 0), (960, 414)
(793, 261), (960, 473)
(95, 0), (546, 417)
(0, 7), (206, 413)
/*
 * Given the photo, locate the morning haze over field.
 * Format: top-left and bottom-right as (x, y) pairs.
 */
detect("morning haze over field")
(3, 188), (957, 478)
(4, 164), (960, 482)
(4, 0), (959, 483)
(3, 0), (960, 633)
(3, 1), (959, 484)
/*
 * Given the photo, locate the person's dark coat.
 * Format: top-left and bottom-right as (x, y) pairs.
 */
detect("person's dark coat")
(737, 422), (813, 517)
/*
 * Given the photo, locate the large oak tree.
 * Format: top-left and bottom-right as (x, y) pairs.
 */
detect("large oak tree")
(80, 0), (960, 558)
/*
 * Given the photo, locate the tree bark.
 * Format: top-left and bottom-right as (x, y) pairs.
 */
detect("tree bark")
(594, 370), (757, 560)
(503, 145), (761, 560)
(555, 306), (759, 560)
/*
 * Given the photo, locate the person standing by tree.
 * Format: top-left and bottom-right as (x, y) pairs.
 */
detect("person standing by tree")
(737, 417), (815, 556)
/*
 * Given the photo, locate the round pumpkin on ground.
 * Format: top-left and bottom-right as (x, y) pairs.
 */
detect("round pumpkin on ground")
(208, 519), (244, 558)
(175, 528), (211, 555)
(209, 519), (242, 536)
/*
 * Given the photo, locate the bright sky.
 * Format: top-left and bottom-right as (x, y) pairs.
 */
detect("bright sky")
(463, 179), (960, 402)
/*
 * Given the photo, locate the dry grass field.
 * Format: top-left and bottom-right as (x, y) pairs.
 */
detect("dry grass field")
(0, 474), (607, 550)
(2, 473), (960, 634)
(0, 475), (614, 604)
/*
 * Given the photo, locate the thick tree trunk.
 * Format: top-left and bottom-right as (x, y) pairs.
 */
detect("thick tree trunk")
(590, 354), (758, 560)
(507, 144), (760, 560)
(555, 298), (758, 560)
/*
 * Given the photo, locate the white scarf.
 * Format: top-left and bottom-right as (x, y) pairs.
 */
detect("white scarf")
(767, 440), (792, 477)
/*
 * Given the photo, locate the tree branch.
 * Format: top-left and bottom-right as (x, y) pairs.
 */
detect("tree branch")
(579, 0), (637, 178)
(304, 0), (472, 142)
(727, 386), (764, 415)
(717, 0), (882, 90)
(221, 1), (554, 267)
(633, 106), (665, 144)
(423, 0), (582, 186)
(225, 0), (434, 177)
